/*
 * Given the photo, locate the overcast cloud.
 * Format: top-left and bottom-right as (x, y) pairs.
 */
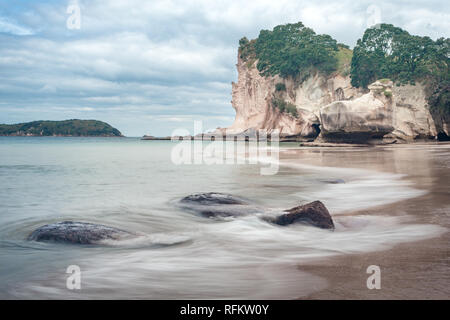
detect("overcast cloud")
(0, 0), (449, 136)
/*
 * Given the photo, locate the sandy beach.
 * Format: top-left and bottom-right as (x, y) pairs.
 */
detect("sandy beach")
(300, 143), (450, 299)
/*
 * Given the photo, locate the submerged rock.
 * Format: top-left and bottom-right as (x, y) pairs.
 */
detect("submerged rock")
(179, 192), (258, 218)
(180, 192), (248, 205)
(27, 221), (134, 244)
(270, 201), (335, 229)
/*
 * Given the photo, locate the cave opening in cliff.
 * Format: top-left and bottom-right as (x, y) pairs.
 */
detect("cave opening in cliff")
(312, 124), (321, 137)
(437, 131), (450, 141)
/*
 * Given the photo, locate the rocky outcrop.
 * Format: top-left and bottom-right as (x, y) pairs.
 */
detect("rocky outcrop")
(180, 192), (248, 205)
(268, 201), (335, 229)
(226, 56), (361, 139)
(319, 80), (395, 142)
(226, 52), (445, 142)
(387, 83), (438, 141)
(179, 193), (334, 230)
(27, 221), (134, 244)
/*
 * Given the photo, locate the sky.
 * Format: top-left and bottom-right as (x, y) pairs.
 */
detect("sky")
(0, 0), (449, 136)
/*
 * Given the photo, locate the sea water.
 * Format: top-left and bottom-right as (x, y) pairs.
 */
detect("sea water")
(0, 137), (448, 299)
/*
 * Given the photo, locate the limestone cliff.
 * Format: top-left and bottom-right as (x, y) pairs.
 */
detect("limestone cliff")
(389, 84), (438, 140)
(319, 80), (394, 142)
(226, 54), (445, 142)
(227, 55), (361, 139)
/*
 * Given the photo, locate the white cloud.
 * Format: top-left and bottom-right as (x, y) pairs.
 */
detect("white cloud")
(0, 0), (448, 136)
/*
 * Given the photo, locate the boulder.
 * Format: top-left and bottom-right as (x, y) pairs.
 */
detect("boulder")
(27, 221), (134, 244)
(270, 201), (335, 229)
(180, 192), (248, 205)
(179, 193), (334, 229)
(391, 82), (438, 141)
(179, 192), (258, 218)
(319, 80), (394, 143)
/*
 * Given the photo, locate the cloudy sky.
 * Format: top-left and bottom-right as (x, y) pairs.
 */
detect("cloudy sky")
(0, 0), (449, 136)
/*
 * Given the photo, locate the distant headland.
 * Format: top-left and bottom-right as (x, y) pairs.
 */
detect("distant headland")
(0, 120), (123, 137)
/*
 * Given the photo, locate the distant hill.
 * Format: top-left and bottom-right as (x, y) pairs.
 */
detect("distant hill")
(0, 120), (123, 137)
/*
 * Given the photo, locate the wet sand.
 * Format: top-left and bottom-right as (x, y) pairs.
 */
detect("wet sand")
(295, 143), (450, 299)
(302, 234), (449, 299)
(1, 139), (448, 299)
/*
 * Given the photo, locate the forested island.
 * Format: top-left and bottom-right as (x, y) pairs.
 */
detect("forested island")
(0, 120), (123, 137)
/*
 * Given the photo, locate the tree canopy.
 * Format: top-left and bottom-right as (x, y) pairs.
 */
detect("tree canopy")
(350, 23), (449, 114)
(238, 22), (449, 115)
(351, 24), (449, 88)
(239, 22), (339, 79)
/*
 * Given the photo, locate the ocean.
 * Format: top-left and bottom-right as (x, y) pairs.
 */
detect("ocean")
(0, 137), (448, 299)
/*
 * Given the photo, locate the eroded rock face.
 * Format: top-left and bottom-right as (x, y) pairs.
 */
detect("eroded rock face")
(319, 80), (394, 142)
(225, 55), (361, 139)
(389, 83), (437, 141)
(179, 192), (258, 218)
(270, 201), (335, 229)
(429, 108), (450, 141)
(225, 47), (443, 142)
(27, 221), (134, 244)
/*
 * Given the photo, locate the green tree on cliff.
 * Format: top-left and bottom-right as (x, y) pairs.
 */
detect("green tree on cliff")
(351, 24), (449, 88)
(350, 24), (405, 87)
(239, 22), (339, 79)
(351, 24), (449, 114)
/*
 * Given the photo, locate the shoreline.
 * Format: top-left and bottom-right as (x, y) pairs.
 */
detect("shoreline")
(141, 133), (449, 145)
(293, 154), (450, 299)
(302, 233), (449, 299)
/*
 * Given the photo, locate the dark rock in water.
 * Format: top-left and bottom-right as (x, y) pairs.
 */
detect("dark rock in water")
(179, 192), (256, 218)
(180, 192), (248, 205)
(179, 193), (333, 228)
(27, 221), (134, 244)
(270, 201), (334, 229)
